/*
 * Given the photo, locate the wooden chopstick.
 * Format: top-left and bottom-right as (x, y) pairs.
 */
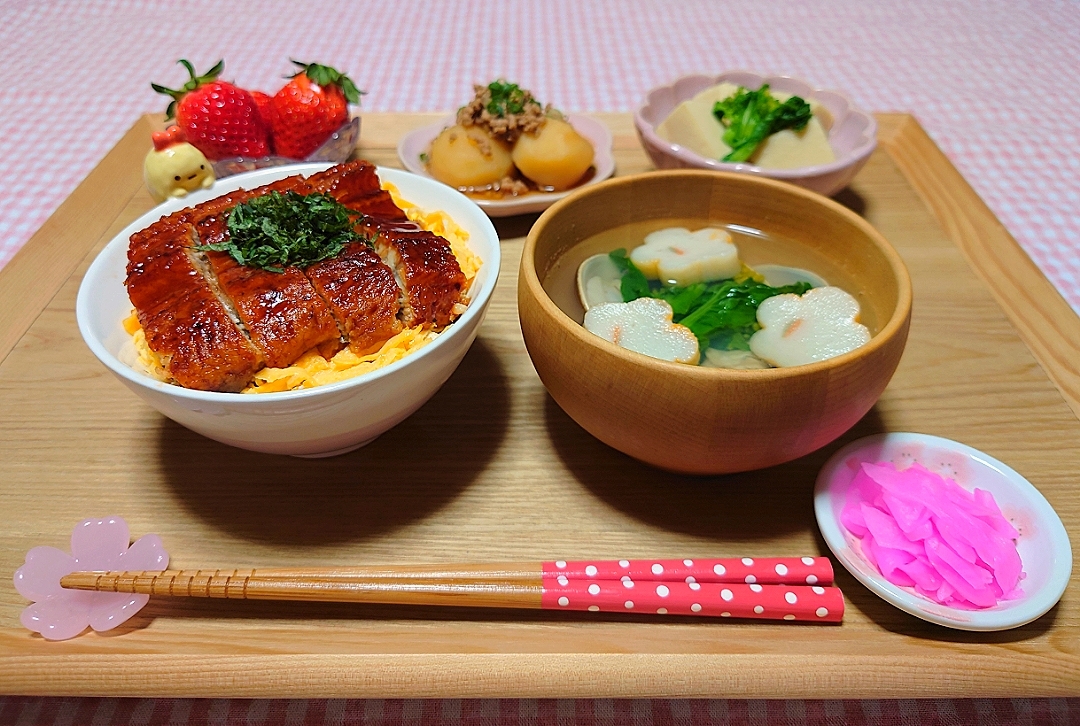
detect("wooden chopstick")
(60, 564), (844, 623)
(62, 569), (541, 608)
(100, 557), (832, 586)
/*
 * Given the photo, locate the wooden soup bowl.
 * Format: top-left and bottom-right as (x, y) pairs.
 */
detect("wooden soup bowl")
(518, 170), (912, 474)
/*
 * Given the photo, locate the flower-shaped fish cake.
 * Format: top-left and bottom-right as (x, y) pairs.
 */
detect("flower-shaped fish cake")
(749, 286), (870, 367)
(584, 297), (700, 365)
(629, 227), (740, 286)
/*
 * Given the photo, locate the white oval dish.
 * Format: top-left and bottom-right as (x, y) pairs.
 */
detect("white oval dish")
(76, 164), (501, 457)
(397, 114), (615, 217)
(815, 432), (1072, 631)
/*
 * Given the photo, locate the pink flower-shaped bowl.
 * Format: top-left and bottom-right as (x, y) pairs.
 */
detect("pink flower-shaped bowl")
(13, 516), (169, 640)
(634, 71), (877, 196)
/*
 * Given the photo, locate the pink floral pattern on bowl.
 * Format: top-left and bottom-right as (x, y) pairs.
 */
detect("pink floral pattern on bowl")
(13, 516), (169, 640)
(634, 71), (877, 196)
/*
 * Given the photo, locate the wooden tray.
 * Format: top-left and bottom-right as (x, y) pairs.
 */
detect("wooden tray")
(1, 113), (1079, 699)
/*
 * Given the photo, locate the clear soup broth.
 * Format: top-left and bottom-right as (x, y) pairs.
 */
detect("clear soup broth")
(541, 217), (878, 336)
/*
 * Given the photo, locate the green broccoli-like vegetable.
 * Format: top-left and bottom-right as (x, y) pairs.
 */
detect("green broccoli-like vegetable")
(712, 84), (813, 163)
(608, 249), (810, 352)
(608, 248), (651, 301)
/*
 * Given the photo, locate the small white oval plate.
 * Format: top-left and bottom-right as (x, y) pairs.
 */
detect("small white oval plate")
(815, 432), (1072, 631)
(397, 114), (615, 217)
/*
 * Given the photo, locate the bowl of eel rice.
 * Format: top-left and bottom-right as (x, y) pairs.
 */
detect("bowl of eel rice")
(77, 161), (500, 456)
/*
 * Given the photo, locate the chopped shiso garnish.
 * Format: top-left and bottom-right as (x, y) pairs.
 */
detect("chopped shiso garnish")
(199, 191), (367, 272)
(712, 84), (813, 163)
(609, 249), (811, 351)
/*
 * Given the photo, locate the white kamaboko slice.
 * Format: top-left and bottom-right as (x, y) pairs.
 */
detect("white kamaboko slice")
(629, 227), (741, 286)
(749, 286), (871, 367)
(583, 297), (700, 365)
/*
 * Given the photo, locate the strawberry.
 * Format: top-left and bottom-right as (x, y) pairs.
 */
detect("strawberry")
(152, 60), (271, 161)
(268, 60), (362, 159)
(249, 90), (275, 153)
(250, 91), (273, 125)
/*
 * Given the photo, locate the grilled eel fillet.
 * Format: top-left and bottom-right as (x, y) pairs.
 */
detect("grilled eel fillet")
(125, 161), (467, 392)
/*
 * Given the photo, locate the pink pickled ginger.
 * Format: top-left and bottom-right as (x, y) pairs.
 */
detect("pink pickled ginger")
(841, 462), (1024, 609)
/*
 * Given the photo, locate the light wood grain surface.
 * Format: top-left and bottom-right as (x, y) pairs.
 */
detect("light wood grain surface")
(1, 113), (1078, 698)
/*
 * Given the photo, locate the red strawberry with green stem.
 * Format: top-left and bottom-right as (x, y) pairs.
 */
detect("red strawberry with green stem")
(269, 60), (363, 159)
(152, 60), (271, 160)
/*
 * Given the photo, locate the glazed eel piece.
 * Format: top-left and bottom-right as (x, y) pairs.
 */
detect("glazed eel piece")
(307, 161), (467, 329)
(125, 223), (263, 392)
(300, 164), (407, 355)
(125, 161), (467, 391)
(193, 175), (341, 369)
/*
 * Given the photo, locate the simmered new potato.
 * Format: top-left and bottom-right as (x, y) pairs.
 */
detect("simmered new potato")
(428, 125), (514, 188)
(511, 118), (594, 190)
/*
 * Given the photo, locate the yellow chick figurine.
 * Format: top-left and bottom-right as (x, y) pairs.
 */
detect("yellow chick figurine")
(144, 126), (215, 202)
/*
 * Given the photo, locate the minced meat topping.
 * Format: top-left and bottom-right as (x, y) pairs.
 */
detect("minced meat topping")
(456, 80), (553, 143)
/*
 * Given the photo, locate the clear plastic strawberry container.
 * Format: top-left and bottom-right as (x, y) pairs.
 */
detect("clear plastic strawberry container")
(209, 118), (360, 178)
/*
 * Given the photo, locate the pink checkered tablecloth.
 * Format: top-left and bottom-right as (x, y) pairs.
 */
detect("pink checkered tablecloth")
(2, 0), (1079, 311)
(2, 0), (1079, 721)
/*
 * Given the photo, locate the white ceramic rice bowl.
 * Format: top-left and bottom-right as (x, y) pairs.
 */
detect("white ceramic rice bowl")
(76, 164), (501, 457)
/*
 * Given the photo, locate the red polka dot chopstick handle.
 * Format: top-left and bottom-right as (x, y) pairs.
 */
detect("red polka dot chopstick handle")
(542, 557), (833, 586)
(541, 580), (843, 623)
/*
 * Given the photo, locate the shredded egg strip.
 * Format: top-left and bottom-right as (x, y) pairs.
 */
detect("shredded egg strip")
(127, 185), (479, 393)
(243, 325), (438, 393)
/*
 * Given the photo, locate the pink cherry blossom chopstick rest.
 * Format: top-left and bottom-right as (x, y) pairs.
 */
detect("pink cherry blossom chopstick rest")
(13, 516), (169, 641)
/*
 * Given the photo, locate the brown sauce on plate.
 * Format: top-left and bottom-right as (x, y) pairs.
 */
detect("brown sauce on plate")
(428, 166), (597, 200)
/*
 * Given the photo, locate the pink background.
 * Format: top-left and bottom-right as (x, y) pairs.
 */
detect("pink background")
(2, 0), (1079, 312)
(2, 0), (1078, 720)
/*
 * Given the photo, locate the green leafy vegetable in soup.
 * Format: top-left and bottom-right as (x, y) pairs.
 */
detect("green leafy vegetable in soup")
(712, 84), (813, 163)
(199, 191), (367, 272)
(608, 249), (811, 352)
